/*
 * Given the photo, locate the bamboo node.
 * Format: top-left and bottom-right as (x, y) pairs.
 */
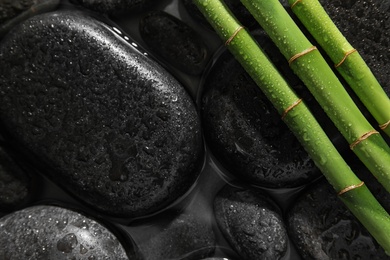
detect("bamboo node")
(338, 181), (365, 196)
(335, 49), (357, 68)
(379, 120), (390, 130)
(291, 0), (302, 8)
(225, 26), (245, 46)
(288, 46), (317, 66)
(282, 98), (303, 120)
(349, 130), (379, 150)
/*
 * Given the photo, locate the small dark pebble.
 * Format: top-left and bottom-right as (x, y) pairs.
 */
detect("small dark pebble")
(214, 185), (288, 260)
(71, 0), (158, 15)
(0, 146), (31, 211)
(201, 30), (321, 188)
(138, 212), (216, 260)
(288, 165), (390, 260)
(0, 0), (59, 37)
(139, 11), (209, 75)
(0, 10), (203, 217)
(0, 205), (134, 259)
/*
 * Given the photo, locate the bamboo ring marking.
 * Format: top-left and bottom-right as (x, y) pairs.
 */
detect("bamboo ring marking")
(349, 130), (379, 150)
(288, 46), (317, 66)
(379, 120), (390, 130)
(338, 181), (365, 196)
(225, 26), (245, 46)
(335, 49), (357, 68)
(291, 0), (302, 8)
(281, 98), (303, 120)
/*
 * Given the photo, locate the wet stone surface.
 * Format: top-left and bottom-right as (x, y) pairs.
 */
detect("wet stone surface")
(288, 166), (390, 260)
(71, 0), (157, 15)
(214, 185), (288, 260)
(201, 30), (321, 188)
(0, 10), (203, 217)
(0, 145), (31, 211)
(0, 205), (135, 259)
(139, 11), (209, 75)
(138, 212), (216, 260)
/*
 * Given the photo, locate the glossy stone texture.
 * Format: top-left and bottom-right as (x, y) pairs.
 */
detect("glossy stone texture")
(214, 185), (288, 260)
(72, 0), (157, 15)
(288, 166), (390, 259)
(0, 0), (59, 37)
(0, 145), (32, 211)
(0, 205), (134, 259)
(139, 11), (209, 75)
(0, 11), (203, 217)
(138, 212), (216, 259)
(201, 30), (321, 188)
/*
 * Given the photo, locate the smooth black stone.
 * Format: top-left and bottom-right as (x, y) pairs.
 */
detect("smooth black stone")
(288, 166), (390, 260)
(0, 146), (32, 211)
(201, 30), (321, 188)
(214, 185), (288, 260)
(0, 11), (203, 217)
(72, 0), (157, 15)
(0, 205), (134, 259)
(318, 0), (390, 95)
(0, 0), (59, 37)
(139, 11), (209, 75)
(138, 212), (216, 260)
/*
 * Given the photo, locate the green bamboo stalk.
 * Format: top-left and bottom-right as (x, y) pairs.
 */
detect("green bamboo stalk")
(288, 0), (390, 137)
(240, 0), (390, 194)
(192, 0), (390, 253)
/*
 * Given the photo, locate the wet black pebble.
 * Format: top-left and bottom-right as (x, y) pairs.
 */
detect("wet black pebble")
(319, 0), (390, 94)
(214, 185), (288, 260)
(288, 166), (390, 260)
(0, 0), (59, 37)
(0, 11), (203, 217)
(0, 146), (32, 211)
(139, 11), (209, 75)
(0, 205), (134, 259)
(138, 212), (216, 259)
(201, 30), (321, 188)
(72, 0), (157, 15)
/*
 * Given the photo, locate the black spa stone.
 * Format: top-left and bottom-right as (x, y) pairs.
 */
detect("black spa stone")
(139, 11), (209, 75)
(0, 205), (135, 259)
(0, 11), (203, 217)
(0, 145), (32, 211)
(72, 0), (157, 15)
(0, 0), (59, 37)
(201, 30), (322, 188)
(138, 212), (216, 260)
(288, 166), (390, 260)
(214, 185), (288, 260)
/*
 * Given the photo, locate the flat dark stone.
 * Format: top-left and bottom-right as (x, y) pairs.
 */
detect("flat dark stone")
(288, 165), (390, 260)
(138, 212), (216, 259)
(0, 10), (203, 217)
(0, 145), (32, 211)
(214, 185), (288, 260)
(201, 30), (322, 188)
(72, 0), (157, 15)
(0, 0), (59, 37)
(0, 205), (135, 259)
(139, 11), (209, 75)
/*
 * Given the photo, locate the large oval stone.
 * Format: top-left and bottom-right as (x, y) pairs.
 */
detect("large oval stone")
(0, 205), (136, 259)
(71, 0), (157, 14)
(0, 10), (203, 217)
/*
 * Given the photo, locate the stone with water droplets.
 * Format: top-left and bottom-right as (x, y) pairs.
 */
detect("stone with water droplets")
(214, 185), (288, 260)
(71, 0), (157, 14)
(201, 30), (321, 188)
(0, 10), (203, 217)
(0, 205), (136, 259)
(139, 11), (209, 75)
(288, 165), (390, 259)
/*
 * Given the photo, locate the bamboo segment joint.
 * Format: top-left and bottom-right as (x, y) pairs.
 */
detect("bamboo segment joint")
(379, 120), (390, 130)
(225, 26), (245, 46)
(349, 130), (379, 150)
(288, 46), (317, 66)
(338, 181), (365, 196)
(282, 98), (303, 120)
(335, 49), (357, 68)
(290, 0), (302, 8)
